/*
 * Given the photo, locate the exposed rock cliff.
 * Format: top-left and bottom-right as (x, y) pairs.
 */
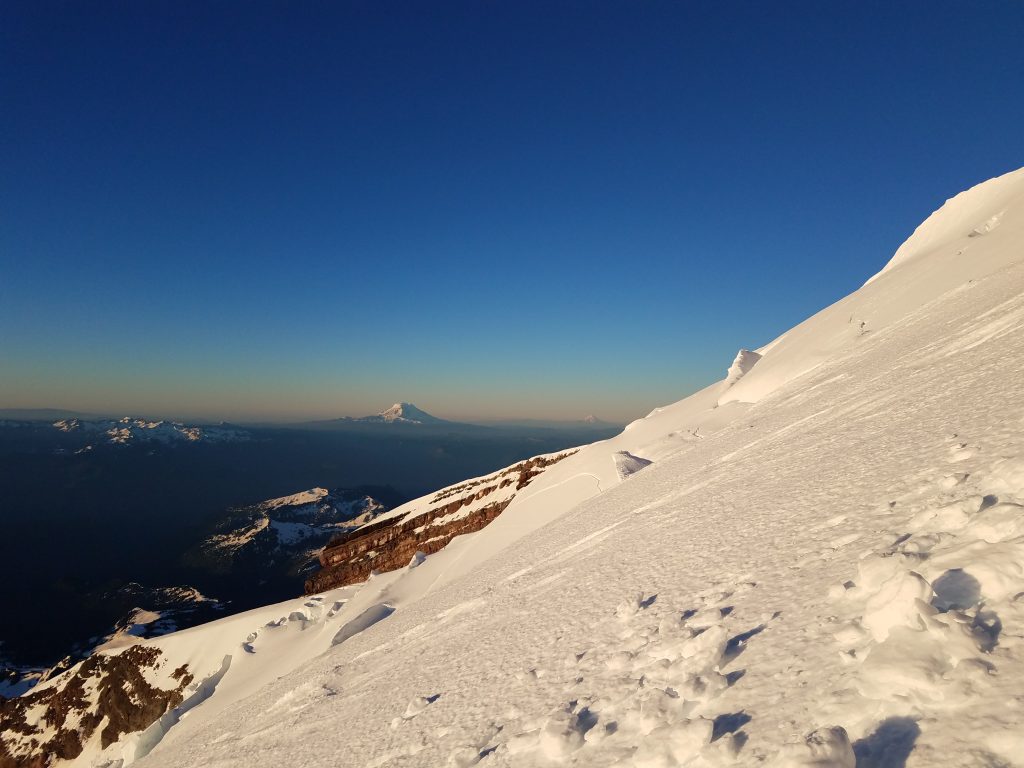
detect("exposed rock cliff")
(0, 646), (192, 768)
(305, 451), (575, 594)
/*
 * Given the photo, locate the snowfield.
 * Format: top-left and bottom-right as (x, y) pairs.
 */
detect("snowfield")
(13, 168), (1024, 767)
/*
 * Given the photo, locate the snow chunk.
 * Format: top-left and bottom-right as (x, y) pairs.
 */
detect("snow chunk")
(725, 348), (762, 386)
(775, 726), (855, 768)
(612, 451), (652, 480)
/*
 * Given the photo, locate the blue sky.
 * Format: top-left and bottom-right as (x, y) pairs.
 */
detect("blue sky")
(2, 2), (1022, 422)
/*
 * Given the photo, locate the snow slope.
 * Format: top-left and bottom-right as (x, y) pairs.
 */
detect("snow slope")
(9, 168), (1024, 767)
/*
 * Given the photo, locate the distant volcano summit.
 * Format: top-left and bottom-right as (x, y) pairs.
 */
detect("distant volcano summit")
(357, 403), (446, 425)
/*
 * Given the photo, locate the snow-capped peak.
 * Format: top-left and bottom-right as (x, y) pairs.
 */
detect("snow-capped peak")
(330, 403), (446, 425)
(375, 403), (443, 424)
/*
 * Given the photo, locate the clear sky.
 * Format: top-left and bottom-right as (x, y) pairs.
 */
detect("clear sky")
(2, 2), (1022, 423)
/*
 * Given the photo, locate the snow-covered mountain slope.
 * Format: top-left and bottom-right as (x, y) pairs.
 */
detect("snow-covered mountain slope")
(52, 417), (249, 446)
(5, 167), (1024, 768)
(188, 487), (387, 581)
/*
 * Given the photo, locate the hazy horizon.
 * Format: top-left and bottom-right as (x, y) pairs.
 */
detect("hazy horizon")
(0, 399), (634, 425)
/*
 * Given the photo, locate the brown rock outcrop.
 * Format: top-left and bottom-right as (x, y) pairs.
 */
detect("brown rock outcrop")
(305, 451), (575, 594)
(0, 646), (191, 768)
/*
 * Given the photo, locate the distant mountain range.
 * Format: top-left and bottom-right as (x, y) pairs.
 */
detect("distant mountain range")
(52, 417), (251, 446)
(305, 403), (620, 431)
(1, 404), (620, 433)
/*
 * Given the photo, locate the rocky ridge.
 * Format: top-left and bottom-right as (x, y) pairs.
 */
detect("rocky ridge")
(305, 451), (576, 593)
(187, 487), (388, 581)
(0, 646), (194, 768)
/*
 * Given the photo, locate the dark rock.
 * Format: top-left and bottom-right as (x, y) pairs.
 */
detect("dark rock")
(0, 645), (191, 767)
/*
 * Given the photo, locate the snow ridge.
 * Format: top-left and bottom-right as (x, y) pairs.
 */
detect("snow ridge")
(869, 167), (1024, 283)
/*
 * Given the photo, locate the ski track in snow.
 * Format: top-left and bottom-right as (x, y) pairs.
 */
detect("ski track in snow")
(134, 253), (1024, 766)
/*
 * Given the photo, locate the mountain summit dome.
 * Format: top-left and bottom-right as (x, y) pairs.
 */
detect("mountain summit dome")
(374, 403), (444, 424)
